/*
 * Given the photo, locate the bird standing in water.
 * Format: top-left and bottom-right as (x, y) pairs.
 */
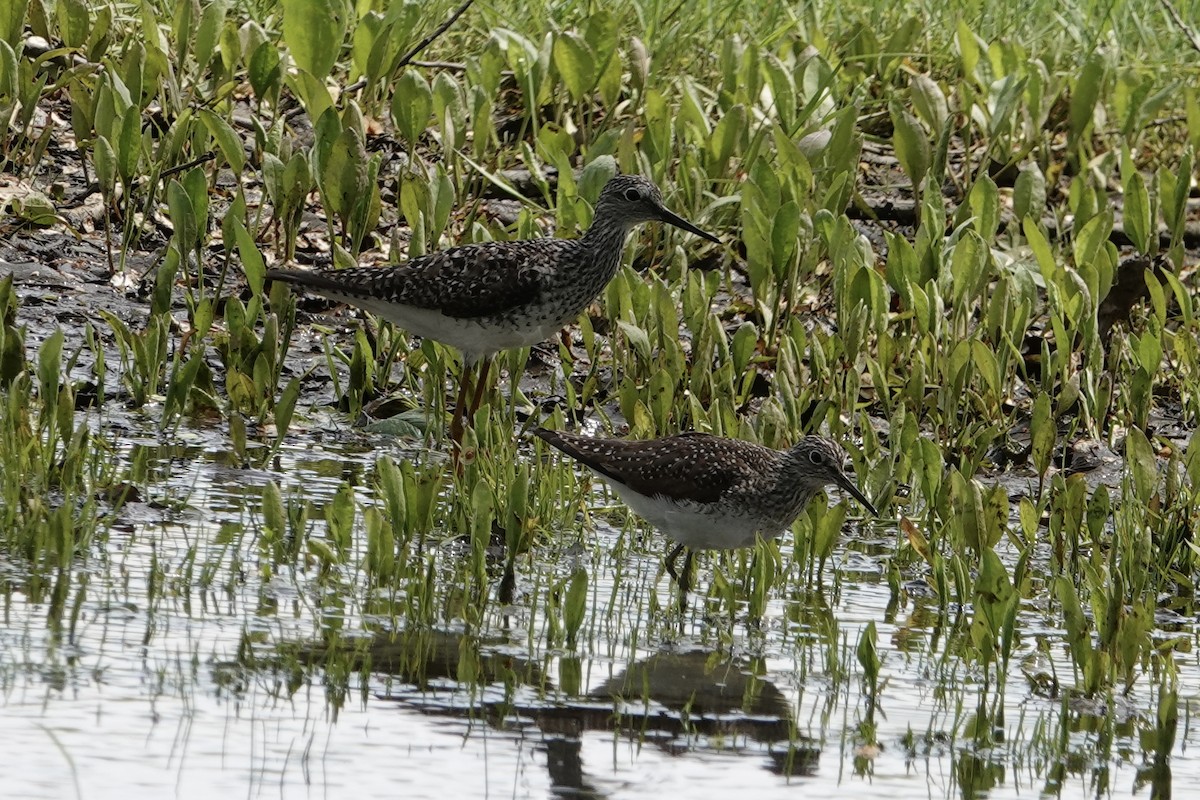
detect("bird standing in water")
(534, 428), (877, 594)
(267, 175), (718, 451)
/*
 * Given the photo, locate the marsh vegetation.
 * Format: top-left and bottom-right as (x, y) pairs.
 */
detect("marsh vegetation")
(1, 0), (1199, 796)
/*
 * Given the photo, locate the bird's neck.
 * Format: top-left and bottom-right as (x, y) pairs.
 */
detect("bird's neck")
(577, 217), (635, 283)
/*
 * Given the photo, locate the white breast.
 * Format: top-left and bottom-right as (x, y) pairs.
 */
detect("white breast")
(605, 481), (782, 551)
(334, 296), (563, 361)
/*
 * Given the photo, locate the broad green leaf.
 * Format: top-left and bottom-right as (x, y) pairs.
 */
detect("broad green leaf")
(231, 215), (265, 296)
(731, 322), (757, 374)
(288, 69), (333, 122)
(1023, 217), (1057, 285)
(93, 135), (116, 195)
(1073, 209), (1114, 269)
(1124, 426), (1157, 505)
(248, 41), (282, 100)
(193, 0), (226, 74)
(955, 19), (981, 82)
(616, 320), (651, 361)
(321, 126), (368, 224)
(771, 201), (801, 268)
(1163, 148), (1192, 241)
(1069, 52), (1105, 140)
(564, 567), (587, 647)
(578, 155), (616, 203)
(910, 73), (947, 134)
(1055, 576), (1092, 667)
(890, 103), (929, 191)
(166, 179), (196, 251)
(196, 109), (245, 173)
(1122, 169), (1152, 255)
(281, 0), (346, 79)
(856, 620), (879, 685)
(1012, 164), (1046, 223)
(115, 104), (141, 181)
(967, 174), (999, 241)
(391, 69), (432, 145)
(0, 0), (28, 48)
(552, 31), (593, 103)
(182, 168), (208, 241)
(1030, 391), (1054, 477)
(708, 103), (745, 171)
(56, 0), (89, 48)
(949, 229), (987, 305)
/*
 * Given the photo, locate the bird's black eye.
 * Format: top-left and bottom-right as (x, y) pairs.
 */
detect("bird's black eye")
(623, 187), (642, 202)
(808, 450), (825, 465)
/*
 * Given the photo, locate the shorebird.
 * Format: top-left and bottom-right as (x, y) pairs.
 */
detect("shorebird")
(533, 428), (877, 593)
(266, 175), (718, 450)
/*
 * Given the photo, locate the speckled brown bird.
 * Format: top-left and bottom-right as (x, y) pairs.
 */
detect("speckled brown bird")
(534, 428), (877, 592)
(266, 175), (718, 448)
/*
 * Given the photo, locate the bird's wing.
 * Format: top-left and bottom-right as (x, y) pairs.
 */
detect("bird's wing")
(535, 430), (760, 504)
(268, 239), (568, 319)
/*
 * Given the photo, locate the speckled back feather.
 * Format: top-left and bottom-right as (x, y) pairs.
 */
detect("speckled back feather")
(266, 238), (572, 320)
(533, 428), (779, 504)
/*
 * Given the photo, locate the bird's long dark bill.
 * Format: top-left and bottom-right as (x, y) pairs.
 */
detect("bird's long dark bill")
(656, 206), (721, 243)
(834, 473), (878, 517)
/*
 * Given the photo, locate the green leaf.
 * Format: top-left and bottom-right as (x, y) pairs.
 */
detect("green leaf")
(56, 0), (89, 48)
(363, 409), (429, 438)
(115, 104), (141, 181)
(1023, 217), (1057, 284)
(856, 620), (879, 687)
(955, 19), (982, 82)
(890, 103), (930, 191)
(616, 320), (651, 361)
(166, 179), (196, 251)
(552, 31), (594, 103)
(708, 103), (745, 171)
(770, 201), (801, 269)
(949, 229), (987, 305)
(0, 0), (28, 48)
(1012, 164), (1046, 223)
(280, 0), (346, 79)
(1030, 391), (1054, 477)
(1124, 425), (1157, 508)
(564, 567), (588, 648)
(390, 69), (432, 145)
(1122, 168), (1152, 255)
(287, 68), (333, 121)
(1073, 209), (1114, 270)
(199, 108), (245, 173)
(321, 126), (368, 225)
(248, 42), (282, 101)
(1069, 53), (1105, 141)
(182, 167), (208, 239)
(578, 155), (617, 204)
(193, 0), (226, 74)
(731, 321), (758, 374)
(231, 215), (265, 296)
(910, 73), (947, 135)
(967, 174), (999, 241)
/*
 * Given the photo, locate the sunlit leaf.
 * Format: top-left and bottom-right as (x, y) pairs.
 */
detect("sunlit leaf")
(281, 0), (346, 79)
(552, 31), (593, 102)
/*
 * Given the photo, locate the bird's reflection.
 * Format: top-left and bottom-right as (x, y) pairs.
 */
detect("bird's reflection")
(277, 630), (817, 796)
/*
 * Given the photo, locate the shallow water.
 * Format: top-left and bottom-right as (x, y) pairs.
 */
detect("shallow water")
(0, 419), (1195, 799)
